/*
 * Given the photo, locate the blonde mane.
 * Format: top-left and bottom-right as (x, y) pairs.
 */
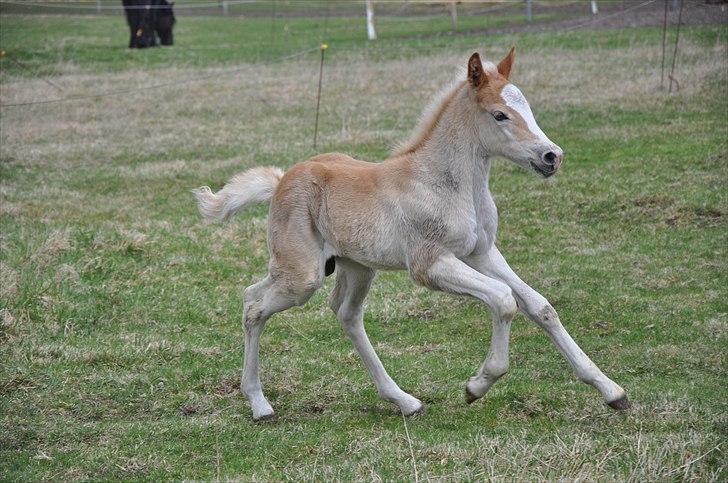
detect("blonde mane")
(392, 61), (496, 158)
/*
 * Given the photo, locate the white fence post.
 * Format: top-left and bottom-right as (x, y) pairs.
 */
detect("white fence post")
(449, 1), (458, 30)
(366, 0), (377, 40)
(591, 1), (599, 15)
(525, 0), (532, 22)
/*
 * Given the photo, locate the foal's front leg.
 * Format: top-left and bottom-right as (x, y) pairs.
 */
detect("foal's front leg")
(464, 310), (512, 404)
(410, 252), (518, 403)
(468, 245), (629, 409)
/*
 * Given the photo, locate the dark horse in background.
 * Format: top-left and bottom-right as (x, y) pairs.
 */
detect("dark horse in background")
(122, 0), (175, 49)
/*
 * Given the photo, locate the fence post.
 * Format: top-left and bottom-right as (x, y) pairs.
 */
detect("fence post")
(96, 0), (101, 14)
(668, 0), (684, 92)
(449, 1), (458, 31)
(525, 0), (532, 22)
(366, 0), (377, 40)
(660, 0), (668, 89)
(591, 1), (598, 15)
(269, 0), (277, 57)
(313, 43), (328, 149)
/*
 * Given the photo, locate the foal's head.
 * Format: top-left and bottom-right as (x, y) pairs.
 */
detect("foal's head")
(467, 49), (563, 178)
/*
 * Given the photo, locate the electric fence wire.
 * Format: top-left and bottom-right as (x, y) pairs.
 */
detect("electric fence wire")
(563, 0), (659, 31)
(372, 1), (518, 22)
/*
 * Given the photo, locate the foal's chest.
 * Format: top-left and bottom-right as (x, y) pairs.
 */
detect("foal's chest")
(474, 186), (499, 249)
(437, 185), (498, 257)
(445, 222), (479, 258)
(439, 201), (480, 258)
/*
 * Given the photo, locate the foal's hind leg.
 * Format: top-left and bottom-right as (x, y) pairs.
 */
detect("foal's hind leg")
(330, 258), (424, 416)
(240, 276), (296, 421)
(241, 249), (325, 420)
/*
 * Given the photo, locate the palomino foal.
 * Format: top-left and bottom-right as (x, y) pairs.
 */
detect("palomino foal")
(194, 49), (630, 421)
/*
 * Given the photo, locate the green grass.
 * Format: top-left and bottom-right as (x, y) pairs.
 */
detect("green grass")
(0, 8), (568, 80)
(1, 10), (727, 481)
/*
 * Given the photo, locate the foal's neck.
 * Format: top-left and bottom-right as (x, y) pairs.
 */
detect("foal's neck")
(409, 90), (492, 197)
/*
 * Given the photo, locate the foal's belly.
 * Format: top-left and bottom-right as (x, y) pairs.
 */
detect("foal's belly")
(322, 216), (410, 270)
(322, 209), (479, 271)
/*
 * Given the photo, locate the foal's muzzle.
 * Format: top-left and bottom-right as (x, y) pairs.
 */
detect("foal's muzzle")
(531, 148), (564, 178)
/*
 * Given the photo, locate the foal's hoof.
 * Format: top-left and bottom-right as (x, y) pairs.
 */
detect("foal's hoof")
(403, 402), (426, 417)
(465, 386), (480, 404)
(606, 395), (631, 411)
(252, 412), (277, 423)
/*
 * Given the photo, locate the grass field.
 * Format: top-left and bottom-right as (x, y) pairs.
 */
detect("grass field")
(0, 3), (567, 80)
(1, 6), (727, 481)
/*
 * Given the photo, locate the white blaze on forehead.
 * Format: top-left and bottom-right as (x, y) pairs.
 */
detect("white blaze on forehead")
(500, 84), (551, 143)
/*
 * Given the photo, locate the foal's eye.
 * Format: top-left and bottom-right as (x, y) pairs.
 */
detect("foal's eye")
(493, 111), (509, 122)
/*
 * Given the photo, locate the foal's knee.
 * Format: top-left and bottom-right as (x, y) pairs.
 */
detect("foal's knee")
(532, 303), (560, 330)
(484, 284), (517, 321)
(493, 289), (518, 321)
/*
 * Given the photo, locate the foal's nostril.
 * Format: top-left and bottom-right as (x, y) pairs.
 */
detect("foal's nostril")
(543, 151), (557, 166)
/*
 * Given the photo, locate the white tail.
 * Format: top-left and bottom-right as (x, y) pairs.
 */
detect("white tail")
(192, 166), (285, 222)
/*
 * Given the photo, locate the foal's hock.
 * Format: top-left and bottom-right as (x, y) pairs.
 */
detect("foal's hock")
(194, 49), (629, 421)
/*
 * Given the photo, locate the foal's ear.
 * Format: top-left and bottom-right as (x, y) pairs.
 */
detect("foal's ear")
(467, 52), (486, 88)
(497, 46), (516, 79)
